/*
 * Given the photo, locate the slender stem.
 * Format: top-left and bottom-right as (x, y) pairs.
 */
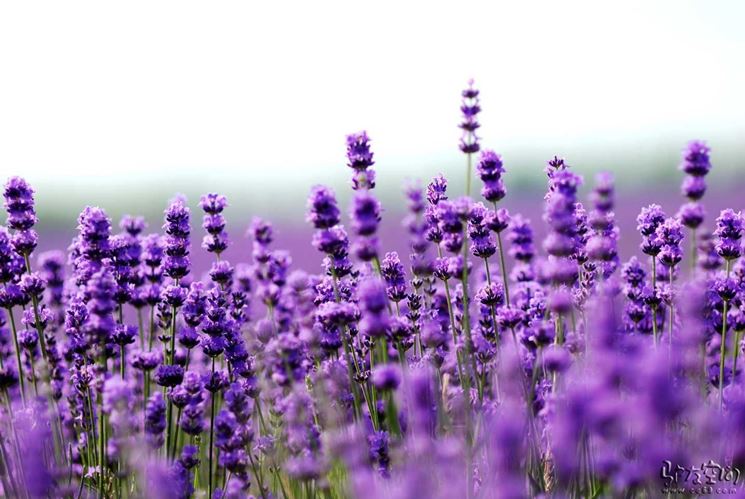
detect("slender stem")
(120, 345), (126, 379)
(23, 254), (48, 362)
(0, 435), (18, 498)
(720, 299), (729, 411)
(170, 408), (182, 460)
(690, 228), (698, 272)
(99, 380), (106, 497)
(555, 313), (564, 346)
(137, 308), (145, 350)
(330, 269), (363, 421)
(165, 388), (173, 460)
(719, 259), (732, 410)
(437, 246), (460, 343)
(208, 358), (216, 499)
(86, 387), (99, 467)
(247, 452), (268, 499)
(492, 204), (511, 306)
(668, 269), (674, 352)
(164, 280), (180, 463)
(169, 302), (178, 365)
(5, 308), (26, 405)
(148, 306), (155, 350)
(733, 329), (742, 388)
(651, 256), (658, 346)
(465, 152), (472, 197)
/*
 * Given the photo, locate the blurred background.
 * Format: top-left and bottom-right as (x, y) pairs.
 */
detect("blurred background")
(1, 0), (744, 271)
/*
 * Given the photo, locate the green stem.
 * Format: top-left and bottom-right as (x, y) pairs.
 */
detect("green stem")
(165, 390), (173, 460)
(208, 358), (217, 499)
(148, 306), (155, 350)
(171, 408), (182, 460)
(99, 383), (106, 497)
(330, 269), (364, 422)
(492, 203), (511, 306)
(247, 452), (268, 499)
(465, 152), (472, 198)
(719, 259), (733, 410)
(733, 329), (742, 387)
(137, 308), (145, 350)
(651, 256), (658, 346)
(690, 228), (698, 272)
(23, 254), (48, 362)
(5, 308), (26, 405)
(668, 269), (674, 352)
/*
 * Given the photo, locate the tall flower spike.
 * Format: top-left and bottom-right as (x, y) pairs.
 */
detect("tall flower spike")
(587, 172), (619, 278)
(476, 150), (506, 203)
(163, 196), (191, 280)
(3, 177), (37, 232)
(346, 131), (375, 190)
(459, 79), (481, 155)
(459, 79), (481, 195)
(307, 186), (341, 229)
(714, 209), (744, 261)
(350, 190), (381, 262)
(200, 193), (229, 255)
(678, 141), (712, 270)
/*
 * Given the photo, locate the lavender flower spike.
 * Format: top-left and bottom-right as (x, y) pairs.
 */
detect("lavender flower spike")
(347, 131), (375, 190)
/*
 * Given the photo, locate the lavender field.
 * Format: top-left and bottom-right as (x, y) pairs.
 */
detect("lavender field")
(2, 79), (745, 499)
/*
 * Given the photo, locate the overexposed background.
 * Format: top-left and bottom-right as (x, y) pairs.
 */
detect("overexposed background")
(1, 0), (744, 231)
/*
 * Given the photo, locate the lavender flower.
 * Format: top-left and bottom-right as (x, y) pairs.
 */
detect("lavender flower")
(307, 186), (341, 229)
(637, 204), (666, 257)
(3, 177), (38, 258)
(200, 193), (229, 255)
(350, 191), (381, 261)
(459, 79), (480, 155)
(1, 113), (744, 499)
(3, 177), (37, 231)
(677, 202), (705, 230)
(656, 218), (684, 268)
(380, 252), (407, 303)
(715, 209), (744, 261)
(163, 197), (191, 280)
(468, 203), (496, 259)
(358, 278), (390, 339)
(347, 131), (375, 190)
(145, 391), (167, 448)
(475, 150), (506, 203)
(77, 206), (112, 270)
(371, 364), (401, 391)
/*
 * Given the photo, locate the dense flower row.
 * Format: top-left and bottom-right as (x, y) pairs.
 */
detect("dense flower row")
(0, 81), (744, 499)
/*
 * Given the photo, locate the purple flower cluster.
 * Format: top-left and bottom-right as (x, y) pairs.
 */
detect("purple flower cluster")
(678, 141), (711, 228)
(347, 131), (376, 191)
(0, 83), (742, 499)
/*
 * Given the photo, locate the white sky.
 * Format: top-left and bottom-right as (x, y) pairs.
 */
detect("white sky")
(1, 0), (744, 191)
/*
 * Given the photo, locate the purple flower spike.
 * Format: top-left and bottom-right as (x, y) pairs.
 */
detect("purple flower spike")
(119, 215), (147, 236)
(371, 363), (401, 391)
(358, 278), (390, 339)
(350, 191), (381, 237)
(426, 175), (448, 206)
(163, 196), (191, 280)
(715, 209), (744, 261)
(459, 79), (481, 154)
(346, 131), (375, 190)
(307, 186), (341, 230)
(468, 203), (497, 259)
(677, 202), (705, 230)
(476, 150), (507, 203)
(680, 140), (711, 177)
(3, 176), (37, 232)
